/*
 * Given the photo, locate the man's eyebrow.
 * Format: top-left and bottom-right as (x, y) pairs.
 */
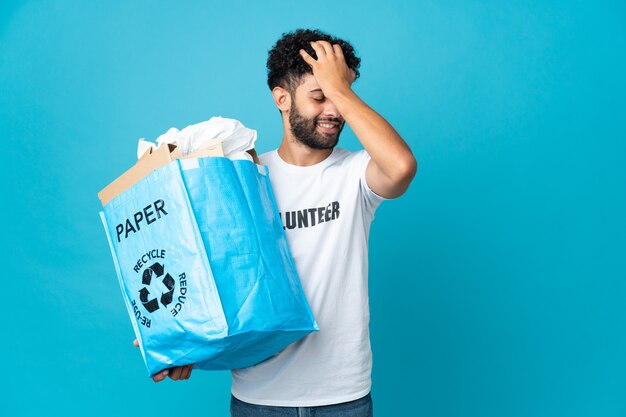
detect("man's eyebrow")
(309, 89), (323, 93)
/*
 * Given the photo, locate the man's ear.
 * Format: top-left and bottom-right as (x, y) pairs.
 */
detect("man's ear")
(272, 86), (291, 113)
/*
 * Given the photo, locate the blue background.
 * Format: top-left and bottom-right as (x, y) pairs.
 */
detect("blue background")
(1, 1), (625, 416)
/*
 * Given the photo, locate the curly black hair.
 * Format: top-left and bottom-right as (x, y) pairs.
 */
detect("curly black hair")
(267, 29), (361, 94)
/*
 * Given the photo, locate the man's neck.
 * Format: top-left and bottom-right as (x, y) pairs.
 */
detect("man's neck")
(277, 137), (334, 167)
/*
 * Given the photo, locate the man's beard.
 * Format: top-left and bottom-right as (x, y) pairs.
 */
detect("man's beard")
(289, 101), (344, 150)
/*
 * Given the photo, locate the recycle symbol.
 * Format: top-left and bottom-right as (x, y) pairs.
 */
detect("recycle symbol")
(139, 262), (175, 313)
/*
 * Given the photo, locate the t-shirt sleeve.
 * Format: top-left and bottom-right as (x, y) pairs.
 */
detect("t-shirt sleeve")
(354, 150), (387, 218)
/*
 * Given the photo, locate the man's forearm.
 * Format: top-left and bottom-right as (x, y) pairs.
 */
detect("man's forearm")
(328, 88), (416, 183)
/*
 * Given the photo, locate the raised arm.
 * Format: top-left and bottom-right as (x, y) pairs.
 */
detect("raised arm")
(300, 41), (417, 199)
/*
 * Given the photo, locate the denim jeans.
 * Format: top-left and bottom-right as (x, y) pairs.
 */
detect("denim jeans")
(230, 393), (373, 417)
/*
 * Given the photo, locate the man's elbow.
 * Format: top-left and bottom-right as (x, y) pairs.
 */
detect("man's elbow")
(382, 156), (417, 199)
(392, 155), (417, 185)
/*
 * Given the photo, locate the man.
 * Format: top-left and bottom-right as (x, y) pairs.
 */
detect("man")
(141, 29), (416, 416)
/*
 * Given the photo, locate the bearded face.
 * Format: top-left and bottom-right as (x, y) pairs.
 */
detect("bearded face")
(288, 97), (345, 150)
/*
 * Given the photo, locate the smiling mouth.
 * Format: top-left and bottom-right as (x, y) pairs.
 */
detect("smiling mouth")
(316, 121), (340, 131)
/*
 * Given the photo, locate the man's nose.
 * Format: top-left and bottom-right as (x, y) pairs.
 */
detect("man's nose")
(322, 101), (340, 119)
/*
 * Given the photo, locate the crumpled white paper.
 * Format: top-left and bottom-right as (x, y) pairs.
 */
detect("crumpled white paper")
(137, 116), (257, 162)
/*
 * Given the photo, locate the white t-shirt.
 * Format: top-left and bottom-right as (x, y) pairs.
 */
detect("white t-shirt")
(230, 147), (385, 407)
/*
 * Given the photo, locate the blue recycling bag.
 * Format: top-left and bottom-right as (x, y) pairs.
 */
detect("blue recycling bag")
(100, 157), (318, 376)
